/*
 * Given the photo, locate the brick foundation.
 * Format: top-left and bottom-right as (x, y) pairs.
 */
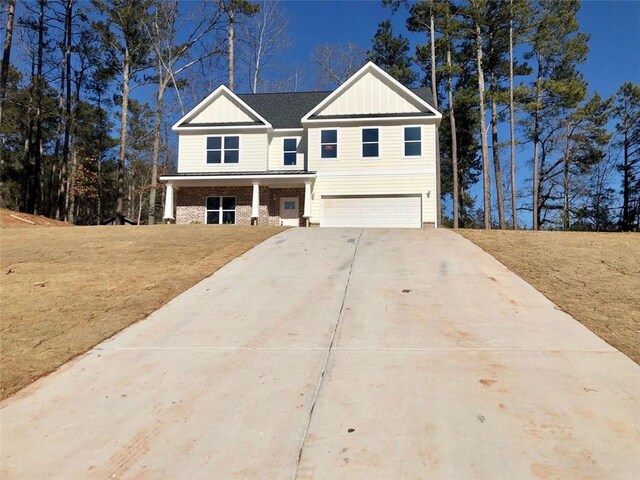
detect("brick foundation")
(175, 186), (305, 226)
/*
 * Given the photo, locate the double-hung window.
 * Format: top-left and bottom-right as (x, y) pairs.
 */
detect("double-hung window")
(206, 196), (236, 224)
(283, 138), (297, 166)
(362, 128), (379, 158)
(207, 136), (239, 164)
(404, 127), (421, 157)
(320, 129), (337, 158)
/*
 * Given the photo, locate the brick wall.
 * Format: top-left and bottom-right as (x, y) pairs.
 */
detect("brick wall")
(175, 186), (306, 226)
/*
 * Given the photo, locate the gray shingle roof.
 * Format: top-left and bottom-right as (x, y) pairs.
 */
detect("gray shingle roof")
(238, 91), (331, 129)
(236, 87), (437, 129)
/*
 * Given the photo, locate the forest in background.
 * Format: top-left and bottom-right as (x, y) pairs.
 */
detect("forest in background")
(0, 0), (638, 229)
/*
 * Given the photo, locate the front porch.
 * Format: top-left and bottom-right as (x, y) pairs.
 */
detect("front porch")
(160, 172), (314, 227)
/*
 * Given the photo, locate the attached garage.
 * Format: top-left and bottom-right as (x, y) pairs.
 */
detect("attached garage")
(321, 195), (422, 228)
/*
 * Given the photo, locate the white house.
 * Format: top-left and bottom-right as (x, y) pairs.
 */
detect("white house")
(160, 62), (442, 228)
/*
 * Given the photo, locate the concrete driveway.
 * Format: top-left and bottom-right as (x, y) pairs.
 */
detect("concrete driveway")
(2, 228), (639, 479)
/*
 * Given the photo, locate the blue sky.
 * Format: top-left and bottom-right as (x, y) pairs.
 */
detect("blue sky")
(280, 0), (640, 96)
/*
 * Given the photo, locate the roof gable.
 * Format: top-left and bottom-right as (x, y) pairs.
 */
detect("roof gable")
(172, 86), (271, 130)
(303, 62), (441, 121)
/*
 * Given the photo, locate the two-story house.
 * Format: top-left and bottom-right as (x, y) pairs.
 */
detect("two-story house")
(160, 62), (442, 228)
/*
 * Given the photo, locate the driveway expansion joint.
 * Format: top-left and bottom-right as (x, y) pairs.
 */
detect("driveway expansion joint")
(292, 229), (364, 479)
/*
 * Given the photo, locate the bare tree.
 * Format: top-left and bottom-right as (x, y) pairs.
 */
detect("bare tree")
(238, 0), (290, 93)
(311, 42), (366, 89)
(145, 0), (223, 224)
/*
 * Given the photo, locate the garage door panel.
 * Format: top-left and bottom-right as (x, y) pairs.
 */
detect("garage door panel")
(322, 196), (421, 228)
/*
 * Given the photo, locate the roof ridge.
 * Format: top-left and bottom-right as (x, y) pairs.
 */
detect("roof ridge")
(237, 90), (332, 96)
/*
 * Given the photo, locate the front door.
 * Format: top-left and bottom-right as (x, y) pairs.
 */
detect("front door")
(280, 197), (300, 226)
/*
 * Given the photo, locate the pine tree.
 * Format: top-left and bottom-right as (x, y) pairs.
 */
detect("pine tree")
(92, 0), (153, 225)
(613, 82), (640, 231)
(368, 19), (417, 86)
(525, 0), (589, 229)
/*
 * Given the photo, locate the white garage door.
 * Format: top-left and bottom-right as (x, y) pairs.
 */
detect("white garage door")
(321, 195), (422, 228)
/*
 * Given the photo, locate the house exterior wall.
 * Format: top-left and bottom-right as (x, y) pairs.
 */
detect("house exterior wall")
(175, 186), (305, 226)
(267, 131), (306, 171)
(177, 130), (269, 173)
(306, 122), (438, 225)
(315, 71), (423, 116)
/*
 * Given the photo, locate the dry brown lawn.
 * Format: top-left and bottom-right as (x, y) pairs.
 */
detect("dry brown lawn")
(459, 230), (640, 363)
(0, 224), (285, 400)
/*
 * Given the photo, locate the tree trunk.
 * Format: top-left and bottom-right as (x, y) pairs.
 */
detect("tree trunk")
(446, 45), (459, 229)
(562, 126), (571, 230)
(475, 21), (491, 229)
(429, 1), (438, 110)
(115, 51), (131, 225)
(532, 59), (542, 230)
(491, 97), (506, 228)
(31, 0), (46, 214)
(137, 190), (144, 225)
(621, 132), (630, 230)
(148, 77), (166, 225)
(0, 0), (16, 206)
(228, 9), (235, 90)
(0, 0), (15, 127)
(67, 145), (77, 223)
(56, 0), (73, 221)
(508, 0), (517, 229)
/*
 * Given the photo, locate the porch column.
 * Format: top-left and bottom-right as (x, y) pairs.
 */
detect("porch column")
(251, 181), (260, 222)
(303, 181), (312, 219)
(163, 183), (174, 223)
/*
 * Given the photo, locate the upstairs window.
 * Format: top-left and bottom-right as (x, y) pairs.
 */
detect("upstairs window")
(207, 136), (239, 164)
(404, 127), (421, 157)
(321, 129), (337, 158)
(283, 138), (297, 166)
(362, 128), (379, 158)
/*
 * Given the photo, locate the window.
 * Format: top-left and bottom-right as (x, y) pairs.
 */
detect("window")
(362, 128), (379, 158)
(321, 129), (337, 158)
(283, 138), (297, 166)
(206, 196), (236, 224)
(404, 127), (421, 157)
(206, 136), (239, 164)
(283, 201), (296, 210)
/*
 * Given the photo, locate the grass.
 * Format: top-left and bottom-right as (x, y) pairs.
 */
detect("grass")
(458, 229), (640, 364)
(0, 223), (285, 400)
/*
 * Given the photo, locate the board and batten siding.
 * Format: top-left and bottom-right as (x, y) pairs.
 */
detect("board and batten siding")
(177, 131), (268, 173)
(267, 132), (306, 171)
(188, 92), (257, 124)
(316, 71), (423, 116)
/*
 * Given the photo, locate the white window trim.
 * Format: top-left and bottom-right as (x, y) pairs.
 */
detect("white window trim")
(283, 137), (298, 167)
(320, 128), (339, 160)
(205, 195), (237, 224)
(361, 126), (381, 160)
(402, 125), (423, 158)
(205, 135), (241, 164)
